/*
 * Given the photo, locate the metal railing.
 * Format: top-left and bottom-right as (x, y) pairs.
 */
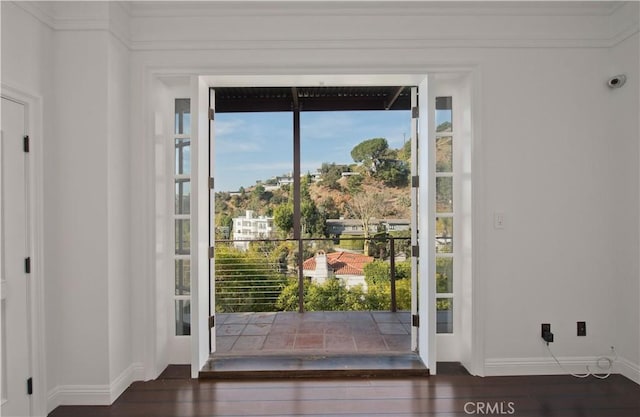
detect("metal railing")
(213, 236), (411, 313)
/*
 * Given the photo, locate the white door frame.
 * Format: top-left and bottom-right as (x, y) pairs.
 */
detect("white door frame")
(1, 84), (47, 417)
(185, 72), (480, 377)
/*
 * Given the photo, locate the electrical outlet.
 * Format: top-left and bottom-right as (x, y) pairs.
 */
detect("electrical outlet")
(541, 323), (553, 343)
(577, 321), (586, 336)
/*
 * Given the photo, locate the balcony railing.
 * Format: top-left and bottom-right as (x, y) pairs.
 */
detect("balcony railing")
(214, 236), (411, 314)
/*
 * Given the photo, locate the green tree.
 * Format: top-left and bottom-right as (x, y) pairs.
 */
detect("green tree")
(398, 139), (411, 162)
(320, 163), (344, 190)
(377, 159), (410, 187)
(301, 200), (325, 237)
(346, 174), (363, 193)
(319, 196), (341, 220)
(351, 138), (389, 175)
(215, 245), (287, 312)
(273, 203), (294, 236)
(363, 260), (390, 285)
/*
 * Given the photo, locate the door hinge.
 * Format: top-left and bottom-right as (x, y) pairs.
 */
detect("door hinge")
(208, 177), (214, 190)
(27, 377), (33, 395)
(23, 135), (30, 153)
(208, 246), (214, 259)
(411, 245), (419, 257)
(411, 176), (419, 188)
(208, 108), (215, 121)
(208, 315), (215, 328)
(25, 257), (31, 274)
(412, 106), (419, 119)
(412, 314), (420, 327)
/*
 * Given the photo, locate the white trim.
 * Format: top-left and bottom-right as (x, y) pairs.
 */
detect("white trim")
(130, 2), (623, 18)
(14, 1), (637, 52)
(1, 83), (47, 417)
(47, 363), (144, 412)
(47, 384), (111, 410)
(109, 362), (145, 404)
(485, 356), (638, 381)
(465, 67), (484, 378)
(617, 357), (640, 385)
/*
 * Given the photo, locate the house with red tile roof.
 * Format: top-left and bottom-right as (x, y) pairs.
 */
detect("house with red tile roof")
(303, 251), (374, 289)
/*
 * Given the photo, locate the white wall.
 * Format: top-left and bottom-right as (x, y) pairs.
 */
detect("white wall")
(2, 1), (136, 411)
(609, 31), (640, 383)
(107, 29), (135, 398)
(129, 31), (638, 384)
(480, 46), (623, 368)
(1, 3), (53, 415)
(49, 26), (111, 390)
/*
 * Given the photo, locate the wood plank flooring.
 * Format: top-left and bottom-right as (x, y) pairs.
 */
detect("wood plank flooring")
(49, 367), (640, 417)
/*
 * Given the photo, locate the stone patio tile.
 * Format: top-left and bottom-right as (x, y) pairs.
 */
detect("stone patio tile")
(324, 322), (351, 336)
(263, 334), (296, 350)
(377, 323), (409, 335)
(233, 335), (266, 351)
(383, 335), (411, 351)
(215, 336), (237, 353)
(242, 323), (272, 336)
(294, 334), (324, 349)
(354, 334), (388, 352)
(325, 335), (356, 351)
(372, 312), (402, 323)
(224, 313), (252, 324)
(249, 312), (277, 324)
(217, 324), (245, 336)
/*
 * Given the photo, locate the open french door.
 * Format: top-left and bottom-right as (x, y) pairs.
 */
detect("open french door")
(208, 87), (216, 353)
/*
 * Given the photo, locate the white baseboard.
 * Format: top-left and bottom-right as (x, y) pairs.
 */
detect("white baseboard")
(617, 356), (640, 385)
(485, 355), (639, 385)
(485, 356), (607, 376)
(47, 384), (111, 411)
(110, 362), (145, 402)
(47, 362), (146, 413)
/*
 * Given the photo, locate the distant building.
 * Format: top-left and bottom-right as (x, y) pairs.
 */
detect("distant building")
(232, 210), (275, 250)
(303, 251), (374, 289)
(326, 218), (410, 236)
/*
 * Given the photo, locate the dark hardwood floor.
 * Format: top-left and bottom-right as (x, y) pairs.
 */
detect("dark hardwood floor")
(49, 366), (640, 417)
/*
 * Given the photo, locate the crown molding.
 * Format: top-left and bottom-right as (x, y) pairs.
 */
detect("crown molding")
(10, 0), (637, 51)
(128, 1), (625, 18)
(11, 1), (132, 46)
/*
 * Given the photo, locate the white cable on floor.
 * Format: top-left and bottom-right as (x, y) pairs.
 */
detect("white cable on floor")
(545, 344), (617, 379)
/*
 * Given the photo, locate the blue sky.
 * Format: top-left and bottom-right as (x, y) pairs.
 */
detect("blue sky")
(214, 110), (412, 192)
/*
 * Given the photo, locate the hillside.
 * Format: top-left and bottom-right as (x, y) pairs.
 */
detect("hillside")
(308, 176), (411, 220)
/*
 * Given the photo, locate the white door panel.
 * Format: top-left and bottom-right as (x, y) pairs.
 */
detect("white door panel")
(1, 96), (31, 416)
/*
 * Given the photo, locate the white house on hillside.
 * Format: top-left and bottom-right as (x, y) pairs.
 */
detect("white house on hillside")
(232, 210), (275, 250)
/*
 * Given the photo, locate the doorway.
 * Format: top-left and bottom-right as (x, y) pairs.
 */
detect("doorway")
(208, 86), (419, 359)
(1, 96), (32, 416)
(189, 73), (474, 377)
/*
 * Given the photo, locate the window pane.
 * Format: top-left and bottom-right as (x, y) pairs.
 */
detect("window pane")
(175, 300), (191, 335)
(436, 217), (453, 253)
(436, 177), (453, 213)
(175, 259), (191, 295)
(436, 136), (452, 172)
(175, 219), (190, 255)
(175, 98), (191, 135)
(436, 298), (453, 333)
(436, 257), (453, 293)
(436, 97), (452, 132)
(175, 179), (191, 214)
(175, 139), (191, 175)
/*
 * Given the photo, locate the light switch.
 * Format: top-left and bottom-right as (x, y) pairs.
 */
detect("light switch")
(494, 212), (505, 229)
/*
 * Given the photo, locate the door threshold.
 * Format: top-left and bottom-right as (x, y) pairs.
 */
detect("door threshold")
(199, 352), (429, 379)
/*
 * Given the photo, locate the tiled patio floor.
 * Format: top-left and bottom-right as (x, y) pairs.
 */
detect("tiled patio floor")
(214, 311), (412, 356)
